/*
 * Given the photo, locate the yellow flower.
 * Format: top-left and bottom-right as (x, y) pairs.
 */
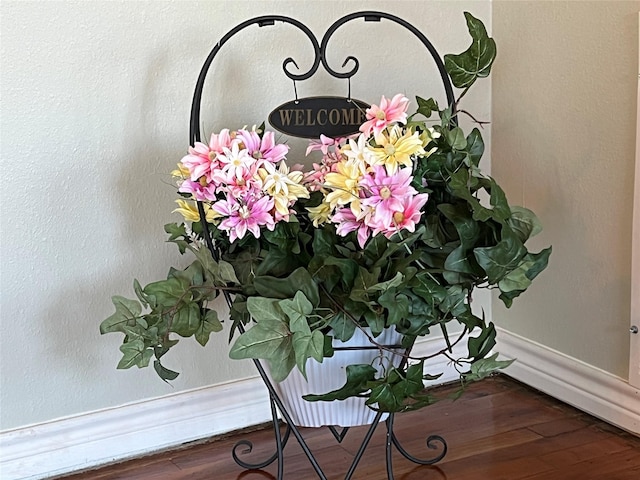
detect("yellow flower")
(367, 126), (425, 174)
(420, 127), (441, 157)
(324, 161), (362, 208)
(173, 199), (220, 223)
(257, 162), (310, 217)
(171, 163), (190, 180)
(306, 201), (332, 227)
(258, 163), (310, 197)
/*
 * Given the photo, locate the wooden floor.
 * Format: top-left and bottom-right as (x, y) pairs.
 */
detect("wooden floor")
(57, 376), (640, 480)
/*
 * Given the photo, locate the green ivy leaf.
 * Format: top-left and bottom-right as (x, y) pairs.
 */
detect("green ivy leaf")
(144, 276), (189, 309)
(363, 310), (385, 336)
(100, 296), (142, 334)
(188, 245), (220, 281)
(195, 309), (223, 346)
(171, 302), (202, 337)
(489, 179), (511, 223)
(280, 291), (314, 326)
(256, 247), (300, 278)
(440, 285), (468, 317)
(303, 364), (377, 402)
(349, 267), (381, 304)
(439, 202), (481, 249)
(253, 267), (320, 307)
(133, 279), (149, 308)
(228, 318), (291, 361)
(507, 206), (543, 243)
(367, 272), (405, 292)
(329, 312), (357, 342)
(292, 329), (325, 378)
(416, 96), (439, 118)
(448, 170), (493, 222)
(218, 260), (239, 285)
(117, 339), (152, 369)
(463, 352), (515, 382)
(444, 12), (496, 89)
(265, 341), (296, 382)
(263, 220), (302, 254)
(465, 128), (484, 166)
(153, 338), (179, 360)
(445, 127), (467, 150)
(312, 228), (336, 256)
(474, 226), (527, 283)
(153, 360), (180, 382)
(367, 383), (400, 411)
(226, 243), (260, 285)
(391, 363), (426, 400)
(378, 290), (410, 325)
(444, 245), (476, 274)
(324, 256), (359, 290)
(467, 321), (496, 360)
(411, 273), (448, 305)
(498, 247), (552, 306)
(168, 262), (206, 299)
(165, 222), (189, 254)
(498, 263), (532, 293)
(247, 297), (286, 323)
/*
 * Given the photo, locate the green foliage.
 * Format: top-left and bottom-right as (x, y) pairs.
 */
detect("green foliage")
(100, 12), (550, 413)
(228, 291), (324, 381)
(99, 245), (231, 381)
(444, 12), (497, 90)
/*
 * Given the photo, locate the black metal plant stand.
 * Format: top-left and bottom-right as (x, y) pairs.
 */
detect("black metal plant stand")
(191, 11), (455, 480)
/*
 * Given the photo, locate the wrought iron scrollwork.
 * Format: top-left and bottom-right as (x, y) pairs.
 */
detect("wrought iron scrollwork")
(190, 11), (456, 145)
(190, 10), (452, 480)
(189, 15), (320, 145)
(385, 414), (448, 480)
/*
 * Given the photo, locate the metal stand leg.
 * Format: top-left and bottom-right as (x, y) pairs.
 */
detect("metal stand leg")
(233, 403), (447, 479)
(232, 395), (291, 473)
(385, 413), (448, 479)
(344, 411), (386, 480)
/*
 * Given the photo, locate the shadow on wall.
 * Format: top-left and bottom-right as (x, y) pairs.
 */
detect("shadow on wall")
(44, 49), (193, 404)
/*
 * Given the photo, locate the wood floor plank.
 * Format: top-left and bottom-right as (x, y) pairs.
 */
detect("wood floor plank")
(55, 376), (640, 480)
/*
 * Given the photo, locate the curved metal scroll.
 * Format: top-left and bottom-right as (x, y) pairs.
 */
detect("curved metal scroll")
(189, 15), (321, 146)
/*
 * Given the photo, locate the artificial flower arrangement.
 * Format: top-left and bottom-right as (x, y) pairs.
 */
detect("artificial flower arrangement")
(101, 13), (550, 413)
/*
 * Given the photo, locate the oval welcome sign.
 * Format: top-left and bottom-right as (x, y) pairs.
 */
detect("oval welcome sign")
(268, 96), (370, 139)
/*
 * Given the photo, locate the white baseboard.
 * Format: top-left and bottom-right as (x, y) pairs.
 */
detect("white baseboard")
(0, 377), (272, 480)
(0, 334), (461, 480)
(496, 327), (640, 435)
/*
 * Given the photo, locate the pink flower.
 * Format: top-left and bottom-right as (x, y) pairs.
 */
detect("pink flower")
(237, 129), (288, 164)
(306, 134), (339, 156)
(211, 163), (260, 200)
(359, 94), (410, 138)
(372, 193), (429, 238)
(360, 166), (418, 226)
(331, 206), (374, 249)
(180, 129), (232, 183)
(208, 129), (233, 154)
(178, 178), (218, 202)
(303, 162), (331, 192)
(302, 148), (343, 192)
(180, 142), (218, 183)
(212, 195), (275, 242)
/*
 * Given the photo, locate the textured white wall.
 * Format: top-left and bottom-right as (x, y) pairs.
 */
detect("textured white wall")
(492, 0), (638, 378)
(0, 0), (491, 430)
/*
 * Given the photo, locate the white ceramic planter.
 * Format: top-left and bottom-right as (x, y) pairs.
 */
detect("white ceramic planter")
(266, 327), (403, 427)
